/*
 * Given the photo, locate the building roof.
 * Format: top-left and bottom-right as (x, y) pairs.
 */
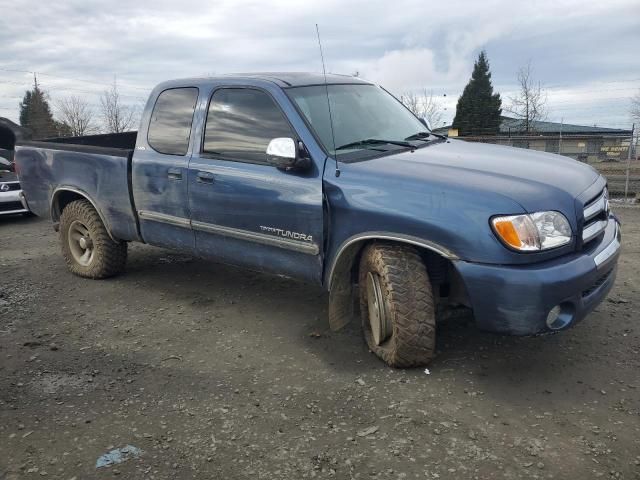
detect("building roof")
(434, 116), (632, 136)
(499, 116), (631, 135)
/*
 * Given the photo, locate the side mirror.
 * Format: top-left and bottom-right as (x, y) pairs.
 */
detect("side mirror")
(266, 137), (310, 171)
(419, 117), (432, 131)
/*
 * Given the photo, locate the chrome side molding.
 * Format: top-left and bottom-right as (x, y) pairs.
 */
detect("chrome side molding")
(192, 220), (319, 255)
(138, 210), (190, 228)
(139, 210), (319, 255)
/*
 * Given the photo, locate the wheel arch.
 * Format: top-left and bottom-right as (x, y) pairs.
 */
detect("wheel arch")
(326, 232), (459, 331)
(51, 186), (117, 242)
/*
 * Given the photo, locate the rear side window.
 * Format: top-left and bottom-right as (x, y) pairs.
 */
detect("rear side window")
(203, 88), (293, 164)
(148, 87), (199, 155)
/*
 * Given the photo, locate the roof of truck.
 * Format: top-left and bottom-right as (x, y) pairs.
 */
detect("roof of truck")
(161, 72), (372, 89)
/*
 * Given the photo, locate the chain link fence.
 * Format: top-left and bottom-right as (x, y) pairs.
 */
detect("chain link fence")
(458, 132), (638, 200)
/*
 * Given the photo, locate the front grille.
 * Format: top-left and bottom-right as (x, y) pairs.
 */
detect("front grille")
(0, 182), (21, 192)
(0, 201), (24, 212)
(582, 188), (609, 246)
(582, 268), (612, 297)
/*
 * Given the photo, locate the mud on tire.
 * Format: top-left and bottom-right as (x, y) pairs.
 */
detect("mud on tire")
(59, 199), (127, 279)
(359, 242), (436, 368)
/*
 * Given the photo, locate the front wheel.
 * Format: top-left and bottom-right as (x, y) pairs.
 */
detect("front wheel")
(359, 242), (436, 368)
(59, 199), (127, 279)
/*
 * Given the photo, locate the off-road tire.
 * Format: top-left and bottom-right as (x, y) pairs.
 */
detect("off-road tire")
(59, 199), (127, 279)
(359, 242), (436, 368)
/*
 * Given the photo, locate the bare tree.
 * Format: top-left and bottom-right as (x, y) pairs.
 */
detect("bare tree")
(631, 90), (640, 123)
(56, 96), (96, 137)
(506, 62), (547, 133)
(100, 81), (136, 133)
(400, 89), (444, 128)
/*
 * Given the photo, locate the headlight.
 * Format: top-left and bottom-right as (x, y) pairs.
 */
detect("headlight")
(491, 211), (572, 251)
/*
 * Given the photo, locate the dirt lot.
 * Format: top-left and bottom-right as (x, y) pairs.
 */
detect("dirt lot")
(1, 208), (639, 479)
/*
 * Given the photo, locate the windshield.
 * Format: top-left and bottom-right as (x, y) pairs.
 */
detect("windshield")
(0, 156), (12, 172)
(286, 84), (428, 157)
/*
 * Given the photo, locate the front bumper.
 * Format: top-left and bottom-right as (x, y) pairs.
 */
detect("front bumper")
(455, 216), (621, 335)
(0, 188), (29, 215)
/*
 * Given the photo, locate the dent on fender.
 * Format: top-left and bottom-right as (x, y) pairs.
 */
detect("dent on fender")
(51, 186), (118, 242)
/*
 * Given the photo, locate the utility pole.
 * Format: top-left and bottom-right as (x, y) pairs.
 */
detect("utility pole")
(624, 123), (635, 201)
(559, 118), (563, 154)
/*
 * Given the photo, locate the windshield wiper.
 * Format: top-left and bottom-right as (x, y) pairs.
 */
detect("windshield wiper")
(404, 131), (431, 141)
(336, 138), (415, 151)
(405, 131), (448, 143)
(408, 130), (449, 141)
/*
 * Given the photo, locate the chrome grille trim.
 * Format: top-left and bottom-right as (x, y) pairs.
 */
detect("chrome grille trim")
(582, 188), (609, 244)
(583, 191), (606, 222)
(583, 220), (607, 243)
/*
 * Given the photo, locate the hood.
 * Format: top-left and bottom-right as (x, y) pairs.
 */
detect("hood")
(0, 170), (18, 182)
(353, 139), (600, 214)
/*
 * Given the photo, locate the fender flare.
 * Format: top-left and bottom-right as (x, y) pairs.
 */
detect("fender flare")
(50, 186), (118, 242)
(325, 232), (459, 331)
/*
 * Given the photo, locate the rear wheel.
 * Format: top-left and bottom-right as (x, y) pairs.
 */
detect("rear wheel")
(359, 242), (436, 368)
(59, 199), (127, 279)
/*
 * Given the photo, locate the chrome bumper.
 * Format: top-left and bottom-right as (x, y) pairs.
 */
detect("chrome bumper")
(594, 221), (621, 269)
(0, 188), (29, 215)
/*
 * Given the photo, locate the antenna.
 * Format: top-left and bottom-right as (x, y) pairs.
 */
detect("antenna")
(315, 24), (340, 177)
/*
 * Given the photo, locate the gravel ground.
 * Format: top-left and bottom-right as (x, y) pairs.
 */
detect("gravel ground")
(1, 208), (639, 479)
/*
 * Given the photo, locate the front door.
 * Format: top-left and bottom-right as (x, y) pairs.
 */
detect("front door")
(132, 87), (199, 251)
(188, 87), (324, 283)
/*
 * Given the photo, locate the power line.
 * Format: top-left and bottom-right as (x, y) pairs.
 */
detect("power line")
(0, 66), (149, 90)
(0, 80), (147, 101)
(37, 83), (147, 100)
(540, 78), (640, 89)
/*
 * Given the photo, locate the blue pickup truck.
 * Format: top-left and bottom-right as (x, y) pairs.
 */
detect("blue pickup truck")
(14, 73), (621, 367)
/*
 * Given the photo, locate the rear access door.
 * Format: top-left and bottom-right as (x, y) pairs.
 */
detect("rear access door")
(187, 85), (324, 283)
(132, 87), (199, 251)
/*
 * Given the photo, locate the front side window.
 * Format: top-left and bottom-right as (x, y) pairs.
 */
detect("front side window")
(203, 88), (293, 164)
(148, 87), (199, 155)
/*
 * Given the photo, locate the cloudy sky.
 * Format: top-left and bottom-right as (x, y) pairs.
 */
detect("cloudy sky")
(1, 0), (638, 129)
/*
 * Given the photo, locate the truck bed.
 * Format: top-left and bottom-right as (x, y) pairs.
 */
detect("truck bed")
(15, 134), (141, 242)
(43, 131), (138, 150)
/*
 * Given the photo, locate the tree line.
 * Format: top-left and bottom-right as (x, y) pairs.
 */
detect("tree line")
(15, 57), (548, 140)
(16, 58), (639, 140)
(401, 51), (550, 136)
(18, 75), (137, 139)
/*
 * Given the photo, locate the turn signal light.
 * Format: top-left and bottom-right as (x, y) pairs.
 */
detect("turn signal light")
(491, 211), (571, 252)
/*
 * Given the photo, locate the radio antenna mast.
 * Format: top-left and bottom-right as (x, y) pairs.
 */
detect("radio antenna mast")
(315, 24), (340, 177)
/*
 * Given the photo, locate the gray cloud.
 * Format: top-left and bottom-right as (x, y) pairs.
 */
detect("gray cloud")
(1, 0), (638, 128)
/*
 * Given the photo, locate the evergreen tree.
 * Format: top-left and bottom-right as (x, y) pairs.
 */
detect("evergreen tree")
(19, 75), (60, 139)
(452, 51), (502, 136)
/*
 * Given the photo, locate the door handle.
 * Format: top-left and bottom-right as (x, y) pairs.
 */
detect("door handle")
(196, 171), (215, 184)
(167, 168), (182, 180)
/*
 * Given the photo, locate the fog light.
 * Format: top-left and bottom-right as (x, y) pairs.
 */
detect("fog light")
(546, 305), (561, 327)
(546, 303), (573, 330)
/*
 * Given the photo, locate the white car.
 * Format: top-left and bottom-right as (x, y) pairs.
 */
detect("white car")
(0, 157), (29, 216)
